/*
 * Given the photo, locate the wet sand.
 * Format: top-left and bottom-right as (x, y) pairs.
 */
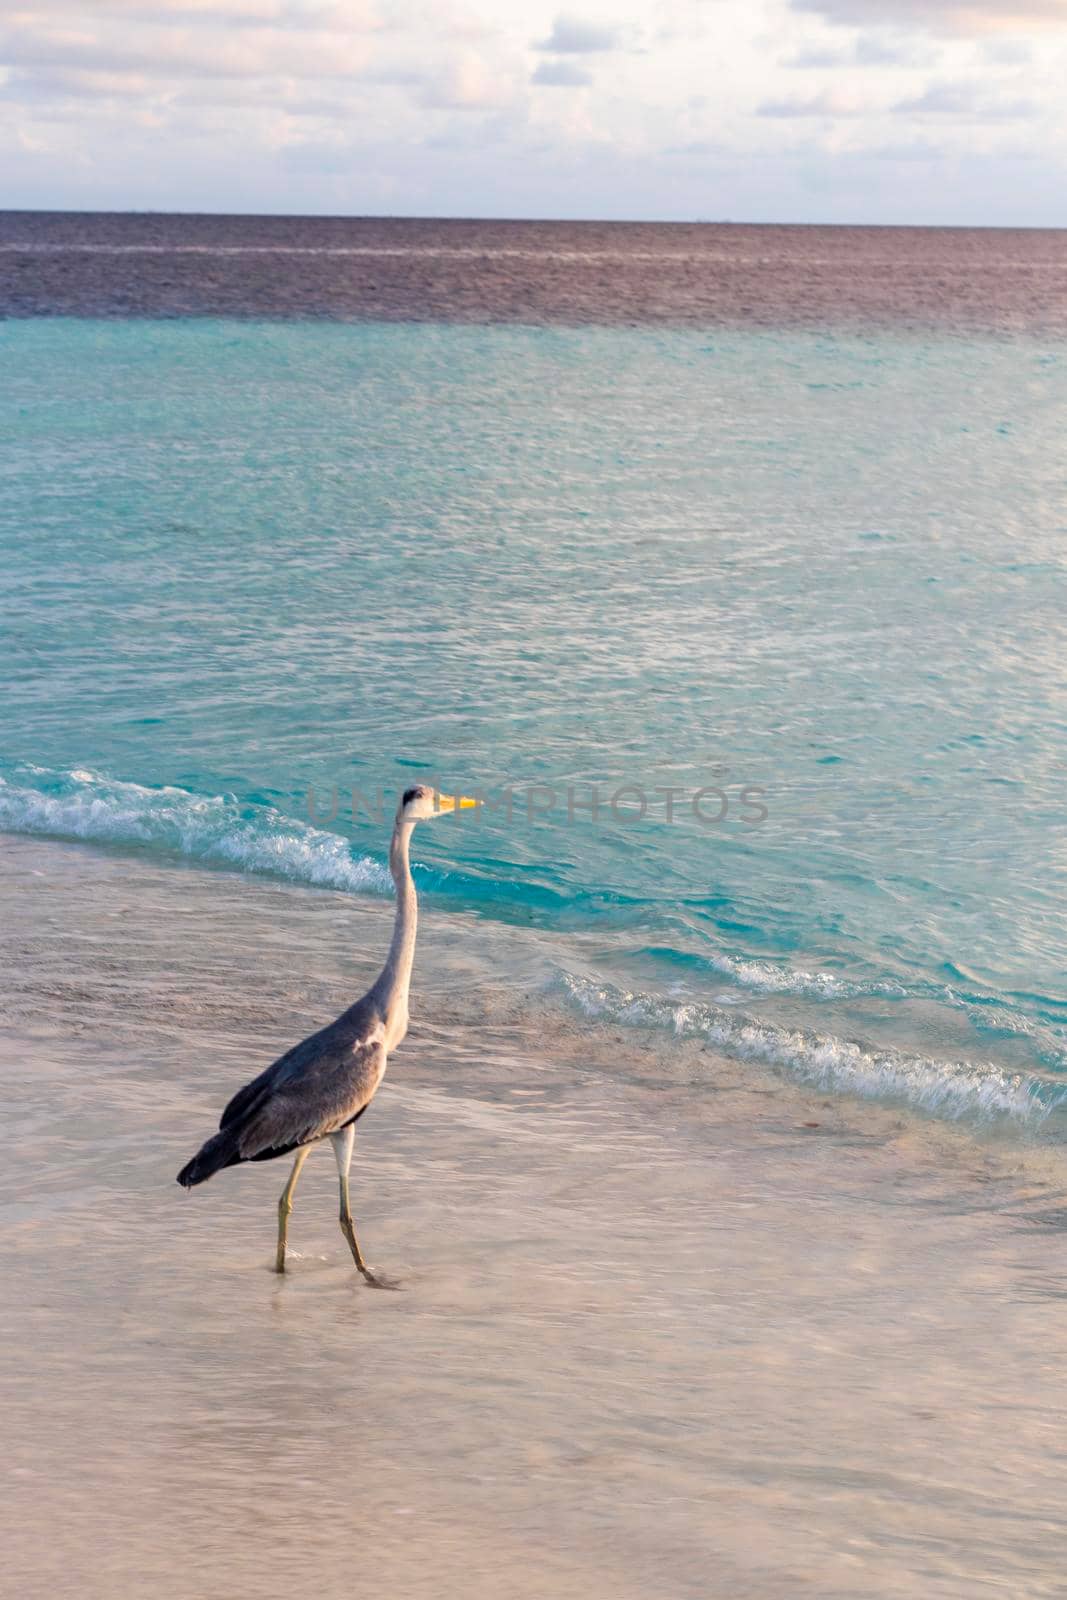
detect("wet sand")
(3, 835), (1066, 1598)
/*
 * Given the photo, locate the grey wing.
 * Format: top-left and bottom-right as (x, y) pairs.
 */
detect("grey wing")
(219, 1056), (287, 1130)
(219, 998), (380, 1130)
(230, 1026), (387, 1164)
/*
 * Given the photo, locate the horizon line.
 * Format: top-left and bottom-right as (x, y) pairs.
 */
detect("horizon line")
(1, 206), (1065, 232)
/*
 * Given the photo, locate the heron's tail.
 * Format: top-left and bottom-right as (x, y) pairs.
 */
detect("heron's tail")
(176, 1126), (243, 1188)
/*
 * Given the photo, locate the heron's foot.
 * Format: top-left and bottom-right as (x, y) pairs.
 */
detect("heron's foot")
(358, 1265), (401, 1291)
(275, 1250), (287, 1274)
(339, 1214), (396, 1285)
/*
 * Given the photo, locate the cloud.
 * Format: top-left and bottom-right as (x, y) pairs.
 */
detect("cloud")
(0, 1), (371, 23)
(2, 34), (375, 83)
(759, 87), (870, 116)
(894, 81), (1035, 115)
(864, 136), (943, 159)
(532, 58), (592, 86)
(981, 36), (1034, 61)
(787, 33), (934, 66)
(790, 0), (1067, 34)
(0, 6), (379, 87)
(0, 0), (535, 137)
(418, 51), (512, 110)
(536, 15), (620, 53)
(1, 64), (154, 100)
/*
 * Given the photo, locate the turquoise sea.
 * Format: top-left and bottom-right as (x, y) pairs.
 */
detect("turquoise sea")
(3, 312), (1066, 1130)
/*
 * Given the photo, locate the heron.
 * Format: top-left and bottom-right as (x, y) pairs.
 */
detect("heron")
(176, 784), (478, 1284)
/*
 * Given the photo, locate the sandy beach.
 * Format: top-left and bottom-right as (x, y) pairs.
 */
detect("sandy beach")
(3, 833), (1065, 1598)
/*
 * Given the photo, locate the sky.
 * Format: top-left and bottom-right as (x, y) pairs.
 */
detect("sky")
(1, 0), (1066, 223)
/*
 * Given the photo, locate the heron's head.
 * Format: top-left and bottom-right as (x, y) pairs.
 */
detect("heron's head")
(398, 785), (480, 824)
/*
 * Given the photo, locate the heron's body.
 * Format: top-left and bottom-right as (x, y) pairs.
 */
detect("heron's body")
(176, 785), (476, 1283)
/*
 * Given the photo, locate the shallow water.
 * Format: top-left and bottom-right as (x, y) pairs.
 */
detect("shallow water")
(3, 836), (1066, 1599)
(3, 313), (1066, 1130)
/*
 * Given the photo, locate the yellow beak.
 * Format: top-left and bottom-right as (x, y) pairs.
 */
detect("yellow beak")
(436, 792), (480, 813)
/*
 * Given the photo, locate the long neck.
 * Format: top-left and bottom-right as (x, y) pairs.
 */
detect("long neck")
(373, 818), (418, 1013)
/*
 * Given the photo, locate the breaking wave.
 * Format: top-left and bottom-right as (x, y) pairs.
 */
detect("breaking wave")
(0, 766), (391, 895)
(702, 951), (908, 1000)
(555, 971), (1062, 1125)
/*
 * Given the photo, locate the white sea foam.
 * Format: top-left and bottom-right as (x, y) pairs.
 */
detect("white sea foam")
(704, 952), (908, 1001)
(557, 972), (1056, 1125)
(0, 768), (391, 896)
(701, 953), (1067, 1068)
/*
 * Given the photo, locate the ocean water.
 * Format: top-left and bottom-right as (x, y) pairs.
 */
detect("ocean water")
(4, 211), (1067, 333)
(3, 229), (1066, 1136)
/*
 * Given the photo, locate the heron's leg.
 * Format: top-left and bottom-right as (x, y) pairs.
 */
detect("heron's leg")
(331, 1126), (394, 1289)
(276, 1146), (311, 1274)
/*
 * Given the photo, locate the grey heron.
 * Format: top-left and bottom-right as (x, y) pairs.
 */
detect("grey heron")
(177, 784), (478, 1284)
